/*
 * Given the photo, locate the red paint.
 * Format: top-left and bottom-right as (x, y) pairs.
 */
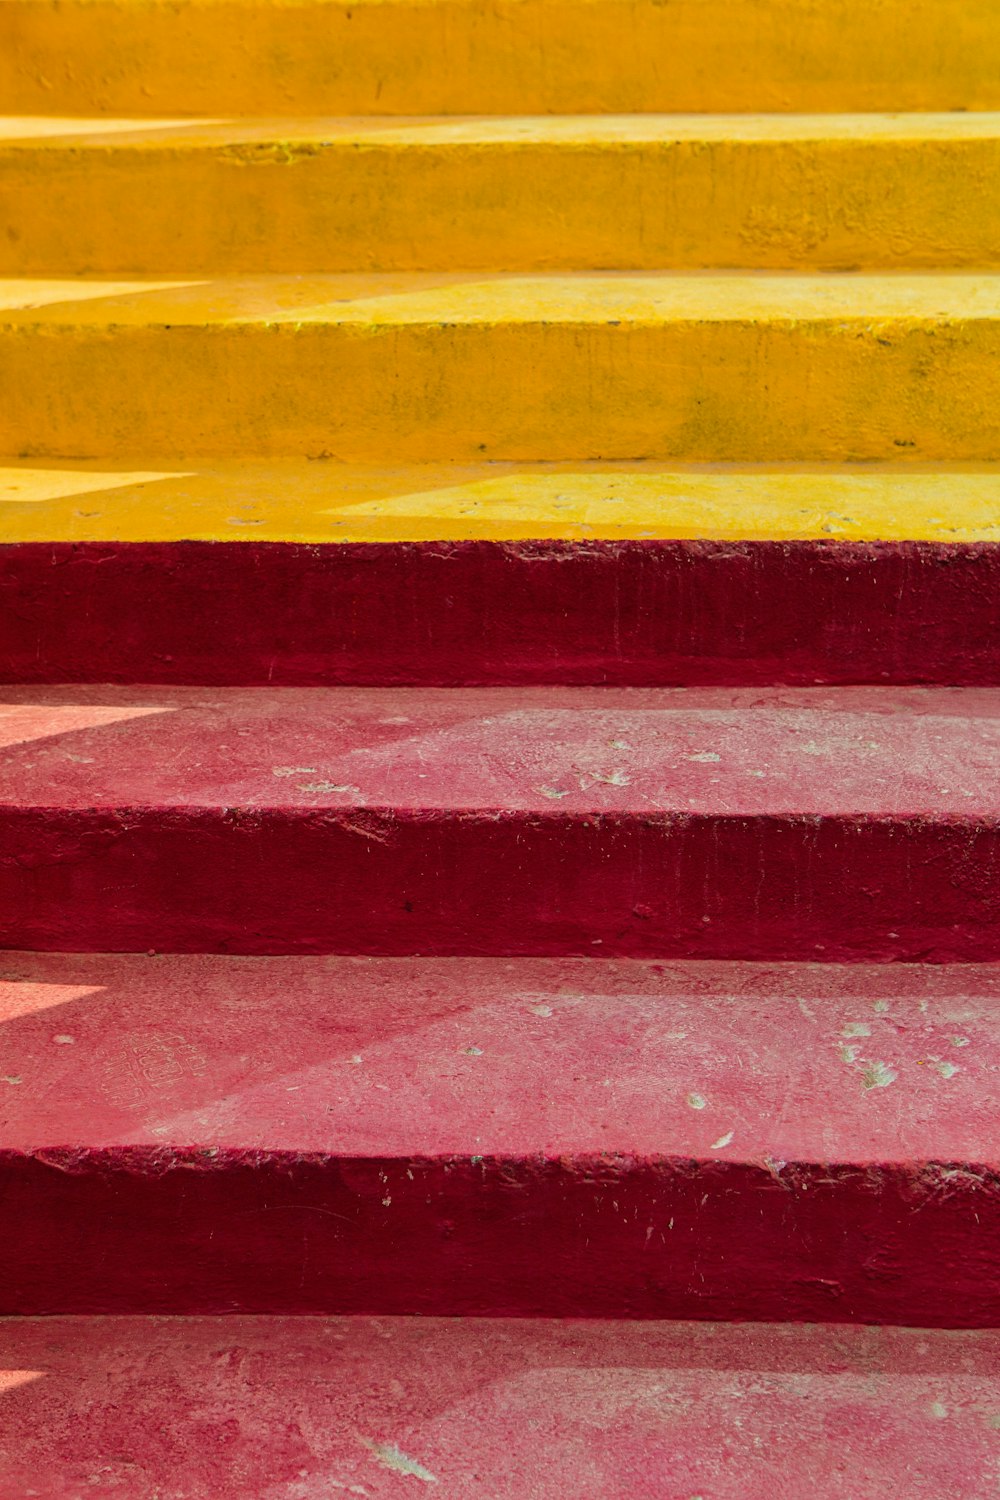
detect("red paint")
(2, 1316), (998, 1498)
(0, 953), (999, 1322)
(3, 684), (1000, 958)
(3, 538), (1000, 686)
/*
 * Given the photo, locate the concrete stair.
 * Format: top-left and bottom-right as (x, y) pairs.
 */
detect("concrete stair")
(2, 952), (999, 1323)
(5, 272), (1000, 461)
(2, 0), (1000, 1493)
(6, 113), (1000, 275)
(5, 683), (1000, 959)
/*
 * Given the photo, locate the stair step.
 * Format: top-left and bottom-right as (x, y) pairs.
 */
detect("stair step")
(3, 684), (1000, 958)
(1, 951), (998, 1319)
(3, 1317), (997, 1498)
(7, 113), (1000, 275)
(3, 273), (1000, 461)
(3, 0), (998, 117)
(4, 460), (1000, 686)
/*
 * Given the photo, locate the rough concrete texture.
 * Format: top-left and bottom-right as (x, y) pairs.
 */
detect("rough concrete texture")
(5, 113), (1000, 275)
(3, 272), (1000, 461)
(1, 1316), (1000, 1497)
(0, 953), (999, 1321)
(4, 685), (1000, 958)
(3, 0), (999, 115)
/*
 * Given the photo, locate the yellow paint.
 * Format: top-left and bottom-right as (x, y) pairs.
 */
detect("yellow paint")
(5, 113), (1000, 273)
(1, 273), (999, 462)
(4, 460), (1000, 544)
(2, 0), (999, 116)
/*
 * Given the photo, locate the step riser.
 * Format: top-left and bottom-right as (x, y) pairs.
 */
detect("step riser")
(7, 134), (1000, 275)
(5, 540), (1000, 686)
(4, 810), (1000, 959)
(5, 319), (998, 462)
(3, 0), (998, 115)
(2, 1149), (996, 1322)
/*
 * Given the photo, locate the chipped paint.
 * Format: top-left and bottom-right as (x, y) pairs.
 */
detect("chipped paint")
(361, 1439), (438, 1484)
(861, 1062), (898, 1091)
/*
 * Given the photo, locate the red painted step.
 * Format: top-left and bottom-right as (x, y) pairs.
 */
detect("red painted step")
(1, 951), (999, 1322)
(1, 1316), (998, 1500)
(3, 685), (1000, 959)
(6, 537), (1000, 687)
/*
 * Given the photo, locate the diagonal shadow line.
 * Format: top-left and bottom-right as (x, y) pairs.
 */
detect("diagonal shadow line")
(0, 1314), (998, 1499)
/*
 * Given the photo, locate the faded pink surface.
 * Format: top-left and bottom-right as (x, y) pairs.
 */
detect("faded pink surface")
(2, 954), (1000, 1322)
(3, 686), (1000, 958)
(0, 952), (996, 1161)
(2, 683), (1000, 814)
(1, 1316), (999, 1498)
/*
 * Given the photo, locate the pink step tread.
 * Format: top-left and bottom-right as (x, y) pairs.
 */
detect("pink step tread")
(1, 952), (998, 1321)
(1, 1315), (999, 1498)
(3, 684), (1000, 958)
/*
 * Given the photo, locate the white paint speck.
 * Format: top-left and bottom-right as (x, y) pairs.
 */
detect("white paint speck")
(861, 1061), (897, 1090)
(930, 1401), (948, 1420)
(687, 1092), (708, 1110)
(685, 751), (721, 763)
(272, 766), (317, 777)
(361, 1440), (438, 1484)
(951, 1035), (971, 1048)
(530, 1004), (553, 1017)
(52, 1035), (74, 1045)
(710, 1131), (734, 1150)
(933, 1060), (959, 1080)
(842, 1022), (872, 1039)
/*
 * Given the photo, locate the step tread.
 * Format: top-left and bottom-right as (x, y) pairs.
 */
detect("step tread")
(4, 270), (999, 326)
(3, 1315), (997, 1499)
(4, 459), (1000, 544)
(2, 683), (999, 817)
(9, 110), (1000, 147)
(1, 951), (995, 1162)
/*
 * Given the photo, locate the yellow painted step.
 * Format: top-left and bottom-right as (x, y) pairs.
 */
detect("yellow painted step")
(3, 272), (999, 462)
(3, 0), (999, 116)
(4, 459), (1000, 544)
(6, 114), (1000, 275)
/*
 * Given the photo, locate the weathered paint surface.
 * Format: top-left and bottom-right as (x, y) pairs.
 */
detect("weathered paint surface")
(5, 113), (1000, 274)
(7, 459), (1000, 544)
(2, 1317), (1000, 1497)
(0, 953), (999, 1320)
(2, 273), (1000, 461)
(4, 461), (1000, 685)
(4, 685), (1000, 958)
(3, 0), (999, 116)
(7, 537), (1000, 686)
